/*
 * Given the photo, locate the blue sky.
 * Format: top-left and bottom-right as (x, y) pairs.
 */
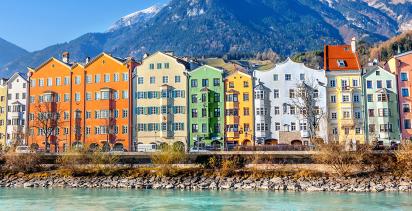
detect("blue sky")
(0, 0), (168, 52)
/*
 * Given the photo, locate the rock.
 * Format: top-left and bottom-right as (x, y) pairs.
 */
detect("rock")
(23, 182), (34, 188)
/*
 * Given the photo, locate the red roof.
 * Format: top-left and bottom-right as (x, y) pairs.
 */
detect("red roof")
(324, 45), (361, 71)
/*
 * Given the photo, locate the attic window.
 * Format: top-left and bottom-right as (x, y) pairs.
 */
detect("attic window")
(337, 60), (346, 68)
(376, 71), (380, 76)
(344, 47), (349, 51)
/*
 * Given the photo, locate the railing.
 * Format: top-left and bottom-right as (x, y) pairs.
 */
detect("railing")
(231, 145), (311, 151)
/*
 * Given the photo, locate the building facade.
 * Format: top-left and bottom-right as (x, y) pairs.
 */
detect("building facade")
(28, 53), (136, 152)
(188, 65), (225, 149)
(362, 66), (400, 145)
(224, 70), (254, 146)
(6, 73), (28, 146)
(0, 79), (7, 149)
(324, 40), (365, 144)
(134, 52), (190, 149)
(386, 51), (412, 140)
(254, 58), (328, 145)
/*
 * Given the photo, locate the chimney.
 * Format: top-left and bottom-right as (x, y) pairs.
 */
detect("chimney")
(62, 52), (70, 63)
(85, 57), (91, 64)
(351, 37), (356, 53)
(143, 53), (149, 59)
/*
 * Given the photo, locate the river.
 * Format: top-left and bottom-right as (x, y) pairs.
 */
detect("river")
(0, 188), (411, 210)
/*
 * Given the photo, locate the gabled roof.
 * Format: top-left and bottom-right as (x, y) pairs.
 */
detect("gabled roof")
(84, 52), (126, 68)
(394, 50), (412, 59)
(6, 72), (27, 85)
(224, 69), (251, 80)
(28, 57), (72, 73)
(362, 65), (395, 78)
(142, 51), (191, 70)
(189, 65), (224, 74)
(324, 45), (361, 71)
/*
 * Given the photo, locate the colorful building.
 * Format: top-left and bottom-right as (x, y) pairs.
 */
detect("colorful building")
(253, 58), (328, 146)
(28, 52), (136, 152)
(224, 70), (254, 146)
(6, 73), (28, 146)
(188, 65), (225, 149)
(134, 52), (191, 150)
(0, 78), (7, 149)
(324, 38), (365, 144)
(362, 66), (400, 145)
(386, 51), (412, 140)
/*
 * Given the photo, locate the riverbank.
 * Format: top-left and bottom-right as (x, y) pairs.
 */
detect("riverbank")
(1, 174), (411, 192)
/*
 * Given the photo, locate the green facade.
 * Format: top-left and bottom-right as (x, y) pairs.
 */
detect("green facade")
(188, 65), (225, 149)
(362, 66), (401, 145)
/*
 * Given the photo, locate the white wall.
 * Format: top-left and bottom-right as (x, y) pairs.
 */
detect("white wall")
(253, 58), (328, 144)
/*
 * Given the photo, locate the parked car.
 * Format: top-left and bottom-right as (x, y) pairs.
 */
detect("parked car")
(189, 147), (209, 153)
(15, 146), (31, 154)
(109, 148), (125, 154)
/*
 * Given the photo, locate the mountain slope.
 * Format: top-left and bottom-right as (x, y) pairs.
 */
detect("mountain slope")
(1, 0), (411, 77)
(0, 38), (29, 69)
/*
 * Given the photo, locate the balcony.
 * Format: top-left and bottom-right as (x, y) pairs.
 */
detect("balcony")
(225, 131), (240, 139)
(340, 119), (355, 128)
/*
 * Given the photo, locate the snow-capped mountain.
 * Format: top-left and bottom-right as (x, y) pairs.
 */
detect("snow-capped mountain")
(107, 4), (166, 32)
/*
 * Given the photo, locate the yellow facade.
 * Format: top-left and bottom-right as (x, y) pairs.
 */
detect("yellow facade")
(0, 80), (7, 149)
(224, 71), (254, 146)
(326, 71), (365, 144)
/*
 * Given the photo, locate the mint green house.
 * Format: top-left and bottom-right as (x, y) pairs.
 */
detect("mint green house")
(188, 65), (225, 150)
(362, 66), (401, 146)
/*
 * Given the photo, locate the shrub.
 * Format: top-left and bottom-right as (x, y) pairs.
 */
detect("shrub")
(394, 143), (412, 177)
(314, 142), (370, 176)
(151, 144), (187, 176)
(3, 153), (41, 173)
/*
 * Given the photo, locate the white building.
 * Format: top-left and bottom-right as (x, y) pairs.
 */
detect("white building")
(253, 58), (328, 145)
(6, 73), (28, 146)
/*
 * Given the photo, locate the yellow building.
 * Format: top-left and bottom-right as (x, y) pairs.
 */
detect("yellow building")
(0, 78), (7, 149)
(224, 70), (254, 146)
(134, 52), (190, 149)
(324, 42), (365, 144)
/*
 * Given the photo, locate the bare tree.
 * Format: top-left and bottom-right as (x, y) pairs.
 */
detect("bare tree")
(291, 79), (326, 144)
(31, 100), (65, 153)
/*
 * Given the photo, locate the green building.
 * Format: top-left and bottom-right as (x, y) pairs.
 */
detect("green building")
(188, 65), (225, 150)
(362, 66), (401, 146)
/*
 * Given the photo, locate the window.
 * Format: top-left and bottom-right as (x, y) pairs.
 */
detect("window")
(243, 81), (249, 88)
(192, 124), (198, 133)
(47, 78), (52, 86)
(275, 122), (280, 131)
(331, 112), (337, 119)
(337, 59), (346, 67)
(213, 78), (220, 86)
(342, 95), (350, 102)
(403, 104), (410, 113)
(290, 106), (295, 115)
(162, 76), (168, 83)
(122, 73), (128, 81)
(104, 74), (110, 82)
(330, 95), (336, 103)
(157, 63), (162, 69)
(94, 74), (101, 83)
(85, 75), (91, 84)
(175, 76), (181, 83)
(64, 76), (70, 85)
(377, 94), (388, 102)
(405, 119), (411, 129)
(243, 93), (249, 101)
(56, 77), (61, 86)
(367, 81), (372, 89)
(273, 89), (279, 98)
(191, 95), (197, 103)
(332, 128), (338, 135)
(291, 122), (296, 131)
(214, 108), (220, 117)
(64, 93), (70, 102)
(344, 128), (350, 135)
(368, 109), (375, 117)
(226, 94), (238, 102)
(352, 79), (358, 87)
(355, 111), (361, 119)
(376, 71), (380, 76)
(330, 80), (336, 87)
(75, 76), (81, 85)
(274, 107), (280, 115)
(285, 74), (291, 81)
(341, 80), (348, 89)
(367, 94), (373, 102)
(377, 80), (382, 89)
(273, 74), (278, 81)
(229, 82), (234, 88)
(202, 79), (209, 87)
(30, 79), (36, 87)
(353, 95), (359, 103)
(75, 93), (80, 102)
(191, 79), (198, 87)
(313, 90), (319, 98)
(386, 80), (392, 88)
(355, 128), (361, 134)
(95, 92), (101, 100)
(122, 90), (128, 99)
(401, 72), (408, 81)
(39, 79), (44, 87)
(138, 77), (144, 84)
(86, 111), (91, 119)
(255, 90), (264, 99)
(101, 91), (110, 100)
(369, 124), (375, 133)
(343, 111), (351, 119)
(402, 88), (409, 97)
(289, 89), (295, 98)
(122, 109), (128, 118)
(114, 73), (119, 82)
(122, 126), (128, 134)
(300, 73), (305, 80)
(164, 63), (170, 69)
(150, 76), (155, 84)
(244, 108), (250, 116)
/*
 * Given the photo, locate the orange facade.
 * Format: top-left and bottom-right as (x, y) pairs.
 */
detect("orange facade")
(28, 53), (137, 152)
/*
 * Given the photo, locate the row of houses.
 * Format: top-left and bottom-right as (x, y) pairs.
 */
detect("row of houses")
(1, 39), (412, 152)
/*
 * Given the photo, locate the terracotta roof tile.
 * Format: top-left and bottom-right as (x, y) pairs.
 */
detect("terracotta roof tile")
(324, 45), (361, 71)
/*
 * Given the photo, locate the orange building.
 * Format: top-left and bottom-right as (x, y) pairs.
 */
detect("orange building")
(28, 52), (137, 152)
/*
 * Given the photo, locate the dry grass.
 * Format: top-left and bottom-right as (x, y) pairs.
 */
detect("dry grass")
(394, 143), (412, 177)
(151, 145), (187, 176)
(3, 153), (41, 173)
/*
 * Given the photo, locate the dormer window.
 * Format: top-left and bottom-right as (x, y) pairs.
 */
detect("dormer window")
(337, 60), (346, 68)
